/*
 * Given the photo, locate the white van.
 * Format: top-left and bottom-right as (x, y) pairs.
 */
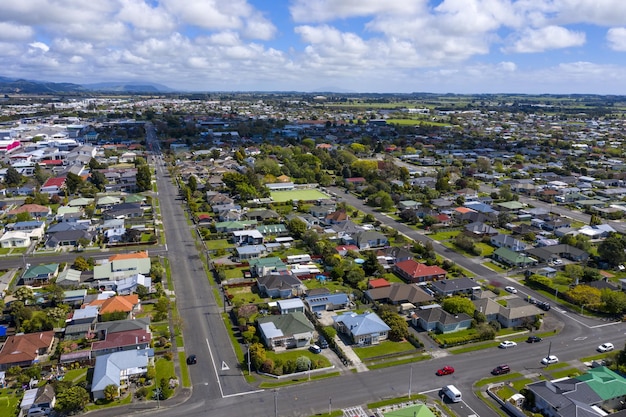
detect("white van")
(442, 384), (462, 403)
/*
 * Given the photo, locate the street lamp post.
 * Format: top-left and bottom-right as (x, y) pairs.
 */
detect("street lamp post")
(247, 344), (251, 376)
(408, 364), (413, 399)
(274, 389), (278, 417)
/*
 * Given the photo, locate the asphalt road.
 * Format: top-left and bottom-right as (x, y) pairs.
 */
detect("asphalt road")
(83, 150), (626, 417)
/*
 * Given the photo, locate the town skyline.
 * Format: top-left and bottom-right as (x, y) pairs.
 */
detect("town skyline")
(3, 1), (626, 94)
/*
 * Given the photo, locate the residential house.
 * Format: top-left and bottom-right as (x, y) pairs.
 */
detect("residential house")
(304, 291), (350, 312)
(22, 263), (59, 285)
(214, 220), (257, 233)
(7, 204), (51, 219)
(45, 229), (93, 249)
(91, 328), (151, 357)
(40, 176), (66, 195)
(473, 297), (543, 328)
(256, 274), (303, 298)
(364, 283), (434, 307)
(0, 331), (55, 370)
(87, 294), (141, 321)
(257, 312), (314, 350)
(325, 209), (348, 225)
(102, 202), (143, 220)
(0, 231), (31, 248)
(525, 244), (589, 263)
(376, 246), (413, 264)
(394, 260), (447, 283)
(94, 273), (152, 295)
(277, 298), (305, 314)
(490, 234), (527, 252)
(91, 348), (154, 400)
(527, 367), (626, 417)
(235, 244), (267, 261)
(93, 252), (151, 281)
(19, 385), (56, 416)
(492, 247), (537, 267)
(256, 224), (289, 237)
(243, 209), (280, 222)
(464, 222), (499, 238)
(430, 277), (481, 297)
(6, 220), (45, 239)
(354, 230), (388, 250)
(231, 229), (264, 245)
(94, 317), (151, 338)
(333, 312), (391, 345)
(249, 257), (287, 277)
(56, 268), (83, 287)
(411, 307), (473, 334)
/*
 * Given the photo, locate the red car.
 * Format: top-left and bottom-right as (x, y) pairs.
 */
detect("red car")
(436, 366), (455, 376)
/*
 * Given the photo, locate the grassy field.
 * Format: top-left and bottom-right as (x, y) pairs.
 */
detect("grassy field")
(352, 340), (418, 360)
(270, 189), (330, 203)
(0, 388), (19, 417)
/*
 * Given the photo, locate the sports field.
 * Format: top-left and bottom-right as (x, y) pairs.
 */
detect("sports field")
(270, 189), (330, 202)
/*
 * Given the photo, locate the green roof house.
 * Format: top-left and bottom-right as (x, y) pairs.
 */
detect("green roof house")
(23, 263), (59, 285)
(257, 312), (314, 350)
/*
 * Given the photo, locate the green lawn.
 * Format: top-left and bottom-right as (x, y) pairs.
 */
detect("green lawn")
(225, 285), (265, 304)
(352, 340), (417, 360)
(270, 189), (330, 203)
(64, 368), (88, 383)
(0, 388), (19, 417)
(475, 372), (524, 387)
(178, 352), (191, 387)
(223, 267), (246, 279)
(265, 349), (332, 368)
(483, 261), (506, 272)
(428, 230), (459, 241)
(205, 239), (233, 250)
(475, 242), (495, 256)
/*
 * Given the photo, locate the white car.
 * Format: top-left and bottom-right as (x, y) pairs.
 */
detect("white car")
(598, 343), (614, 353)
(499, 340), (517, 349)
(541, 355), (559, 365)
(505, 286), (517, 294)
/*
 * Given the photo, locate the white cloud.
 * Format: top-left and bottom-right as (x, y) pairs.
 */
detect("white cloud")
(498, 61), (517, 71)
(29, 41), (49, 52)
(290, 0), (424, 23)
(607, 27), (626, 51)
(504, 25), (585, 53)
(0, 22), (34, 41)
(116, 0), (175, 32)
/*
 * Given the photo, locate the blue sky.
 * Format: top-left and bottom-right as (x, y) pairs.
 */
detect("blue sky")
(1, 0), (626, 94)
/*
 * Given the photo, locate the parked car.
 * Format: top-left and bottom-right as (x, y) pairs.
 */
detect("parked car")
(436, 365), (455, 376)
(505, 286), (518, 294)
(491, 364), (511, 375)
(309, 345), (322, 354)
(186, 354), (197, 365)
(538, 302), (551, 311)
(318, 337), (329, 349)
(499, 340), (517, 349)
(527, 336), (542, 343)
(598, 343), (614, 353)
(541, 355), (559, 365)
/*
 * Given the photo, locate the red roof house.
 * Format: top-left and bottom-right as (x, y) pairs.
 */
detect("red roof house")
(0, 331), (55, 370)
(393, 260), (447, 283)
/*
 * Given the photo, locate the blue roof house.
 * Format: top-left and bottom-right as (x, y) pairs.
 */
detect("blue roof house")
(333, 312), (390, 346)
(304, 293), (350, 312)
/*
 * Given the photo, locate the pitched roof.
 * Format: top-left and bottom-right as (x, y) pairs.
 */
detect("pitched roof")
(395, 259), (447, 278)
(91, 295), (139, 314)
(366, 283), (434, 304)
(108, 251), (149, 261)
(0, 331), (55, 365)
(334, 312), (391, 336)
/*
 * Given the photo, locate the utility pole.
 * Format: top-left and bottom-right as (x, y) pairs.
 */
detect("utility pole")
(247, 344), (251, 376)
(274, 389), (278, 417)
(408, 364), (413, 399)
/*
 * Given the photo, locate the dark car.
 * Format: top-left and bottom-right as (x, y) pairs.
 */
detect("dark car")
(186, 354), (197, 365)
(318, 337), (329, 349)
(527, 336), (542, 343)
(538, 302), (551, 311)
(436, 365), (455, 376)
(492, 364), (511, 375)
(309, 345), (322, 354)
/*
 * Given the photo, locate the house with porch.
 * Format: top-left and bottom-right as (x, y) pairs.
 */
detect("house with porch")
(257, 312), (315, 351)
(411, 307), (472, 334)
(91, 348), (154, 400)
(333, 312), (391, 346)
(256, 274), (304, 298)
(22, 263), (59, 285)
(393, 259), (447, 283)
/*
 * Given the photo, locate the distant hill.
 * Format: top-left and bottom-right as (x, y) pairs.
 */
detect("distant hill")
(0, 76), (176, 94)
(82, 81), (176, 93)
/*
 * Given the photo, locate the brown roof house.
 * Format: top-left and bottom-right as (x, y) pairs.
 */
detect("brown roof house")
(88, 294), (141, 321)
(0, 331), (55, 370)
(393, 260), (447, 283)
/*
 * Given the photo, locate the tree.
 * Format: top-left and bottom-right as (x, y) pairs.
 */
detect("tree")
(14, 286), (34, 303)
(5, 166), (23, 187)
(601, 289), (626, 315)
(104, 384), (119, 401)
(33, 163), (49, 186)
(295, 356), (312, 372)
(150, 262), (165, 282)
(565, 285), (601, 307)
(188, 175), (198, 193)
(154, 296), (169, 321)
(90, 171), (107, 191)
(442, 296), (475, 316)
(379, 309), (409, 342)
(65, 172), (83, 194)
(136, 164), (152, 191)
(286, 218), (307, 239)
(598, 234), (626, 267)
(9, 301), (32, 330)
(73, 256), (91, 271)
(54, 386), (89, 413)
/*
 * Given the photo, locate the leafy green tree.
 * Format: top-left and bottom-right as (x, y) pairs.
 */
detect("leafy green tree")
(90, 170), (107, 191)
(565, 285), (601, 307)
(33, 164), (49, 186)
(442, 296), (475, 316)
(295, 356), (312, 372)
(150, 262), (165, 282)
(15, 212), (32, 222)
(379, 309), (409, 342)
(136, 164), (152, 191)
(9, 301), (32, 330)
(601, 289), (626, 315)
(104, 384), (119, 401)
(5, 166), (23, 187)
(65, 172), (83, 194)
(73, 256), (91, 271)
(14, 286), (34, 303)
(188, 175), (198, 193)
(54, 386), (89, 413)
(598, 234), (626, 267)
(154, 296), (170, 321)
(286, 218), (307, 239)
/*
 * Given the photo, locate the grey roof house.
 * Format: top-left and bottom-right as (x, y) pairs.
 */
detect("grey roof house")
(333, 312), (391, 346)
